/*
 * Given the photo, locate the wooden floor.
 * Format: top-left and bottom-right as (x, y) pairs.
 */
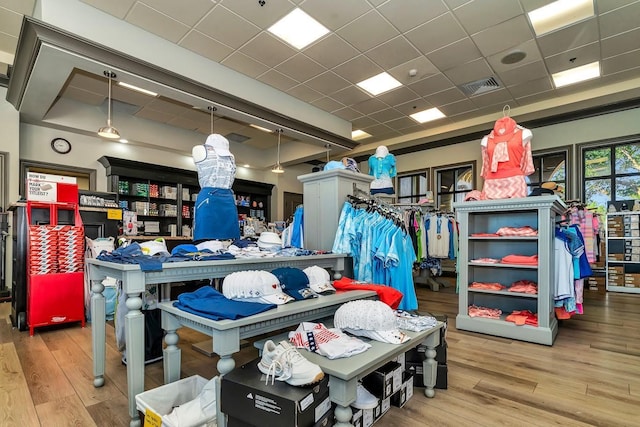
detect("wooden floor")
(1, 281), (639, 427)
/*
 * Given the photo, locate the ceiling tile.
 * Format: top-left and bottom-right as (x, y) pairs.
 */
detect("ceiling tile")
(275, 54), (326, 83)
(377, 0), (448, 32)
(196, 5), (261, 49)
(438, 98), (477, 116)
(507, 76), (553, 99)
(336, 10), (399, 52)
(178, 107), (210, 124)
(332, 107), (363, 121)
(453, 0), (523, 35)
(238, 32), (297, 68)
(471, 88), (515, 109)
(518, 0), (554, 13)
(408, 73), (454, 97)
(384, 116), (418, 130)
(140, 0), (215, 27)
(62, 86), (105, 106)
(376, 86), (420, 107)
(444, 58), (493, 86)
(256, 69), (299, 92)
(0, 6), (23, 35)
(405, 12), (466, 55)
(126, 2), (190, 43)
(602, 50), (640, 75)
(536, 18), (599, 57)
(598, 0), (640, 13)
(471, 15), (534, 57)
(599, 67), (640, 85)
(365, 36), (421, 70)
(305, 71), (351, 94)
(544, 42), (600, 74)
(601, 28), (640, 59)
(497, 60), (548, 86)
(111, 85), (157, 106)
(0, 32), (16, 58)
(80, 0), (134, 19)
(146, 97), (191, 115)
(286, 84), (323, 103)
(167, 115), (200, 131)
(303, 34), (360, 69)
(442, 0), (473, 10)
(351, 98), (388, 115)
(221, 51), (270, 78)
(68, 71), (106, 94)
(599, 1), (640, 38)
(352, 116), (378, 129)
(330, 85), (371, 105)
(301, 0), (371, 30)
(135, 106), (175, 123)
(387, 56), (439, 85)
(369, 108), (405, 123)
(332, 55), (383, 84)
(427, 38), (482, 71)
(395, 98), (435, 116)
(180, 30), (234, 63)
(3, 0), (36, 15)
(310, 96), (345, 112)
(222, 0), (293, 29)
(486, 39), (542, 73)
(424, 87), (466, 106)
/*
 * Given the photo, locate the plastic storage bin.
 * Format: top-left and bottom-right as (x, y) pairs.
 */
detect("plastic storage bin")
(135, 375), (217, 427)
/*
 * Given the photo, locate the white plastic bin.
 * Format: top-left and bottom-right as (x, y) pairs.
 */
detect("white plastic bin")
(135, 375), (217, 427)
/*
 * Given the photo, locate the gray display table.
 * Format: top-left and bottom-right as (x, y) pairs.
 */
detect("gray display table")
(298, 169), (374, 251)
(87, 254), (349, 427)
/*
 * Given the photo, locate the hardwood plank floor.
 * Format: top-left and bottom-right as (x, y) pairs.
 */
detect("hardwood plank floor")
(1, 281), (639, 427)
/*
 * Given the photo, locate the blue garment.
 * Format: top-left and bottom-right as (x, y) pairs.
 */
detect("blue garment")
(194, 187), (240, 241)
(174, 286), (275, 320)
(323, 160), (347, 171)
(96, 242), (166, 271)
(367, 155), (396, 180)
(291, 205), (304, 248)
(271, 267), (316, 300)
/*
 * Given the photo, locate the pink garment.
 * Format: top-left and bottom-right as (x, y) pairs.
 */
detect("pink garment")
(471, 257), (500, 264)
(570, 209), (595, 263)
(482, 175), (529, 199)
(468, 305), (502, 319)
(501, 254), (538, 265)
(495, 226), (538, 237)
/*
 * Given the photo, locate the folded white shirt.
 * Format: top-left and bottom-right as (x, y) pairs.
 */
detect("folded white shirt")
(289, 322), (371, 359)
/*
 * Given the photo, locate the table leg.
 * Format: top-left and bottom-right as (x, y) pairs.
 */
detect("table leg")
(334, 404), (354, 427)
(217, 354), (236, 376)
(163, 328), (181, 384)
(421, 330), (441, 398)
(90, 279), (106, 388)
(328, 376), (356, 427)
(125, 292), (145, 427)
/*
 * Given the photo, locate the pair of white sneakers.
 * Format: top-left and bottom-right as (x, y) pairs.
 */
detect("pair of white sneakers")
(258, 340), (325, 386)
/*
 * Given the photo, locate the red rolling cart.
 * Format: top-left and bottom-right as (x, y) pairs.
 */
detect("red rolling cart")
(26, 201), (86, 336)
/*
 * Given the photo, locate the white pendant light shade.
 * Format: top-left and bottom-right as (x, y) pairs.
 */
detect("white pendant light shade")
(98, 70), (121, 139)
(271, 129), (285, 173)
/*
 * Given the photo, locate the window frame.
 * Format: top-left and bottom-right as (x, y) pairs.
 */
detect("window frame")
(530, 145), (572, 199)
(395, 168), (430, 204)
(432, 161), (476, 211)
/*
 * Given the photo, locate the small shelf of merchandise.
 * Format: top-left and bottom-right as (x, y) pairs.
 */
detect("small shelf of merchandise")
(606, 208), (640, 293)
(454, 195), (566, 346)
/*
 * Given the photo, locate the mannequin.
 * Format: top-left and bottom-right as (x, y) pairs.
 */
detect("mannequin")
(192, 134), (240, 242)
(368, 145), (396, 195)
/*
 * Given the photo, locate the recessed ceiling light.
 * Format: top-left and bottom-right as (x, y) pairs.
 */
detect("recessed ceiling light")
(351, 130), (372, 140)
(528, 0), (594, 36)
(410, 107), (446, 124)
(552, 61), (600, 88)
(243, 164), (251, 168)
(357, 72), (402, 96)
(119, 138), (128, 143)
(250, 124), (273, 133)
(117, 81), (158, 97)
(268, 8), (329, 50)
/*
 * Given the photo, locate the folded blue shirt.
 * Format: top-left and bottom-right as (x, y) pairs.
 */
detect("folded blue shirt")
(173, 286), (276, 320)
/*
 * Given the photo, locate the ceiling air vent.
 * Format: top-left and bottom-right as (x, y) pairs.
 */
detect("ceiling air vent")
(225, 132), (250, 143)
(459, 76), (501, 96)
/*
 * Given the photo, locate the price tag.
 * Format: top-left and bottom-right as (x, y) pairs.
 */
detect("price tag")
(144, 409), (162, 427)
(107, 209), (123, 220)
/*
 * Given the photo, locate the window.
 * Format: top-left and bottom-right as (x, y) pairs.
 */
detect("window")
(529, 147), (569, 199)
(580, 138), (640, 214)
(434, 162), (475, 211)
(396, 170), (429, 204)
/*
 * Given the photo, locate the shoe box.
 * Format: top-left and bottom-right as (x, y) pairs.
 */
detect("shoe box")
(390, 371), (415, 408)
(361, 361), (403, 400)
(221, 358), (331, 427)
(406, 361), (448, 390)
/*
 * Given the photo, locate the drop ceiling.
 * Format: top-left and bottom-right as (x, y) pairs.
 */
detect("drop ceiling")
(2, 0), (640, 169)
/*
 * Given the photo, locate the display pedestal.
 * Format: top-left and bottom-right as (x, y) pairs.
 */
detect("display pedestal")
(298, 169), (373, 251)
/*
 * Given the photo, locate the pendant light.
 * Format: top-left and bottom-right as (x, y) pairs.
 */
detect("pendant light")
(271, 129), (285, 174)
(97, 71), (121, 139)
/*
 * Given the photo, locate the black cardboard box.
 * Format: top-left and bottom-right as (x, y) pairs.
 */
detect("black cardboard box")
(221, 358), (331, 427)
(406, 362), (448, 389)
(362, 361), (402, 399)
(405, 342), (447, 365)
(390, 371), (415, 408)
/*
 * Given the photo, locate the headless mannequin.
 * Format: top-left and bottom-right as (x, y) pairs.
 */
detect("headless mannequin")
(368, 145), (396, 195)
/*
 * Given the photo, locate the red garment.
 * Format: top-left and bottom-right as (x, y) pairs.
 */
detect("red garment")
(508, 280), (538, 294)
(333, 277), (403, 309)
(470, 282), (505, 291)
(470, 233), (500, 237)
(481, 117), (535, 180)
(501, 254), (538, 265)
(506, 310), (538, 326)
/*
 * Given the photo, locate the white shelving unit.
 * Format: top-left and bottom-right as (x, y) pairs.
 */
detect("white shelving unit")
(606, 211), (640, 294)
(453, 196), (566, 346)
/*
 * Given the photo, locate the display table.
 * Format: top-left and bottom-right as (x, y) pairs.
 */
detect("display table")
(87, 253), (349, 427)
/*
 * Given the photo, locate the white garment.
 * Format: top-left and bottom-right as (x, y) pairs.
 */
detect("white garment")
(427, 215), (450, 258)
(288, 322), (371, 359)
(554, 237), (574, 300)
(163, 377), (218, 427)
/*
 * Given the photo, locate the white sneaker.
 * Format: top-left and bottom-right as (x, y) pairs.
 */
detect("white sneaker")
(258, 340), (324, 386)
(352, 383), (379, 410)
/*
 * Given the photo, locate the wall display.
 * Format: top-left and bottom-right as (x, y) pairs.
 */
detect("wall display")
(606, 210), (640, 294)
(50, 137), (72, 154)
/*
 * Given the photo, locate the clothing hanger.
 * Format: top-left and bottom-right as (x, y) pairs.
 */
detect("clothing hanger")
(502, 104), (511, 117)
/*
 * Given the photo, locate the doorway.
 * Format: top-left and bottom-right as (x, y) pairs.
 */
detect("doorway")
(283, 192), (303, 223)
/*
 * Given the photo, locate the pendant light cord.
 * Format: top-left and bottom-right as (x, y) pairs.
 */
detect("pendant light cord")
(106, 72), (113, 126)
(209, 106), (217, 134)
